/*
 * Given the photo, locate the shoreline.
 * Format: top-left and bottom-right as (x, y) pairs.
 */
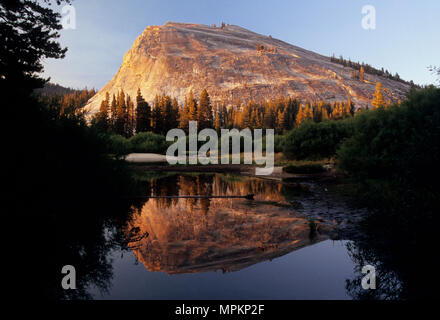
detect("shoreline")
(131, 163), (343, 183)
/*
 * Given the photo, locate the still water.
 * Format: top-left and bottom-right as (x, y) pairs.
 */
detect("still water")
(90, 240), (355, 300)
(62, 173), (386, 300)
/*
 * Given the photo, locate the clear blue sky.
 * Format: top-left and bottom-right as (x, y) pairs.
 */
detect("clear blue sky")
(43, 0), (439, 89)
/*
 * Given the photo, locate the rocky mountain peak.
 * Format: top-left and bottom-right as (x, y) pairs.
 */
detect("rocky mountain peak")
(85, 22), (410, 115)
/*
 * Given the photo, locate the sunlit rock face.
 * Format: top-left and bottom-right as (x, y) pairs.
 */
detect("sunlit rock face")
(124, 175), (324, 274)
(85, 22), (410, 115)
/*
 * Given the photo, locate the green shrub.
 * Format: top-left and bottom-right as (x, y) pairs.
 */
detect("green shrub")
(274, 134), (285, 153)
(106, 134), (132, 157)
(337, 86), (440, 223)
(128, 132), (170, 154)
(337, 86), (440, 185)
(283, 120), (354, 160)
(217, 132), (278, 153)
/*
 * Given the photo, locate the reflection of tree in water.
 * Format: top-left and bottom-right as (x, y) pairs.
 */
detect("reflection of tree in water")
(345, 221), (436, 300)
(38, 168), (149, 299)
(216, 174), (284, 202)
(54, 200), (141, 300)
(123, 173), (315, 274)
(345, 241), (402, 300)
(49, 173), (311, 298)
(147, 173), (285, 213)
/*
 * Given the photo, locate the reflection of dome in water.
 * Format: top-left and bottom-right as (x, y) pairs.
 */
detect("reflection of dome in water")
(126, 189), (324, 274)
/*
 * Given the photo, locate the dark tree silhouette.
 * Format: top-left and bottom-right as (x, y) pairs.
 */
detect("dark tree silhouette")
(0, 0), (70, 97)
(135, 88), (152, 133)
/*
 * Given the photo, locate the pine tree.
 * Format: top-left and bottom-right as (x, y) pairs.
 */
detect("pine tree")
(241, 104), (252, 129)
(296, 105), (304, 126)
(287, 98), (299, 129)
(322, 107), (329, 121)
(0, 0), (69, 97)
(349, 100), (356, 116)
(250, 108), (258, 129)
(220, 104), (229, 128)
(110, 94), (117, 130)
(179, 96), (190, 132)
(171, 98), (180, 130)
(93, 92), (110, 132)
(255, 108), (264, 129)
(214, 103), (222, 132)
(135, 88), (151, 133)
(126, 94), (135, 137)
(226, 107), (234, 128)
(161, 92), (173, 134)
(360, 66), (365, 82)
(331, 103), (343, 120)
(372, 82), (386, 108)
(344, 97), (353, 118)
(188, 90), (198, 121)
(114, 90), (127, 136)
(263, 103), (274, 128)
(313, 102), (323, 122)
(276, 110), (285, 133)
(281, 109), (289, 131)
(151, 95), (162, 134)
(303, 103), (313, 121)
(197, 89), (213, 130)
(343, 103), (351, 118)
